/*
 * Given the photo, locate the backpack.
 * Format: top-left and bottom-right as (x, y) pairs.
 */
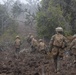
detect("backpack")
(53, 34), (64, 47)
(39, 42), (45, 50)
(15, 39), (21, 46)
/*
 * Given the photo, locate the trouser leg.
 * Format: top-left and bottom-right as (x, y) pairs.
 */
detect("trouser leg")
(73, 55), (76, 63)
(15, 48), (20, 59)
(16, 48), (20, 53)
(31, 46), (36, 52)
(72, 54), (76, 68)
(57, 56), (61, 72)
(75, 55), (76, 60)
(53, 55), (58, 72)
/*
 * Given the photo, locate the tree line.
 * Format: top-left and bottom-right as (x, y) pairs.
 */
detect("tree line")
(36, 0), (76, 39)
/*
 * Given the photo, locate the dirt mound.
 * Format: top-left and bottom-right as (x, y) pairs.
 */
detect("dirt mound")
(0, 49), (76, 75)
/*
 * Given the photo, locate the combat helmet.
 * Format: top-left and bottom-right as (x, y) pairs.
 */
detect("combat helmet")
(29, 33), (32, 35)
(56, 27), (63, 32)
(39, 39), (43, 42)
(16, 35), (20, 38)
(73, 34), (76, 38)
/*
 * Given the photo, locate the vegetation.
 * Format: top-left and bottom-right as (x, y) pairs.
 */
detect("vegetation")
(36, 0), (76, 38)
(12, 0), (22, 17)
(0, 4), (18, 46)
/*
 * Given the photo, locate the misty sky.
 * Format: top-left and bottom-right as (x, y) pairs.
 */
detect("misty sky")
(0, 0), (29, 4)
(0, 0), (41, 4)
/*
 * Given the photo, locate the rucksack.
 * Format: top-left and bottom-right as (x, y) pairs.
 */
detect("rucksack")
(15, 39), (21, 46)
(53, 34), (64, 47)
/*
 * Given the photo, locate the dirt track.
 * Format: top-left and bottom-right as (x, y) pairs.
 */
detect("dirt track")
(0, 48), (76, 75)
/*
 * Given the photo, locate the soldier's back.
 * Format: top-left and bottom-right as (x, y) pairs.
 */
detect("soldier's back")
(39, 42), (45, 50)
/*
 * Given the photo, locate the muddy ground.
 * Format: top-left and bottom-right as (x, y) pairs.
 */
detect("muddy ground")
(0, 47), (76, 75)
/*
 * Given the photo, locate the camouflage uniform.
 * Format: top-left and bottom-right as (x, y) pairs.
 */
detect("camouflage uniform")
(27, 33), (32, 44)
(49, 27), (67, 73)
(15, 36), (21, 53)
(31, 37), (38, 52)
(69, 34), (76, 63)
(38, 39), (46, 54)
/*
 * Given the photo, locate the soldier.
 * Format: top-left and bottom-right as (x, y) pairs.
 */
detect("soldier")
(14, 35), (21, 53)
(49, 27), (67, 73)
(38, 39), (46, 54)
(31, 36), (38, 52)
(27, 33), (32, 44)
(69, 34), (76, 64)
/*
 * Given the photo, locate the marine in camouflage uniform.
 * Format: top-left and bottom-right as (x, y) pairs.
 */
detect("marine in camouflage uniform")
(38, 39), (46, 54)
(14, 35), (21, 53)
(49, 27), (67, 73)
(31, 36), (38, 52)
(27, 33), (32, 45)
(69, 34), (76, 64)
